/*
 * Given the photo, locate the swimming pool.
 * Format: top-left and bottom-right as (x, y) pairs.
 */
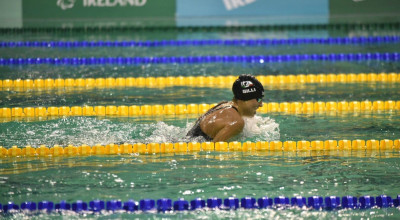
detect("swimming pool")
(0, 24), (400, 218)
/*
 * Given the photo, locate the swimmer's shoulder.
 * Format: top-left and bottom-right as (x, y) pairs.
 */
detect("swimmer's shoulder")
(220, 107), (245, 128)
(201, 104), (243, 125)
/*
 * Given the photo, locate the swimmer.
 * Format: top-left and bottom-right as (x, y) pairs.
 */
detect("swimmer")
(187, 74), (264, 142)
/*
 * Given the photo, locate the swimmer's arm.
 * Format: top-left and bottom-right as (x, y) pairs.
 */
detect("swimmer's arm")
(212, 120), (244, 142)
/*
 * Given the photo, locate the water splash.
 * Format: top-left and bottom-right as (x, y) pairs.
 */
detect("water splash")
(145, 121), (189, 143)
(239, 115), (280, 142)
(0, 115), (279, 148)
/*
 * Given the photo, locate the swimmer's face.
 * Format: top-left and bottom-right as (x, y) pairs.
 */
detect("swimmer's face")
(242, 98), (263, 117)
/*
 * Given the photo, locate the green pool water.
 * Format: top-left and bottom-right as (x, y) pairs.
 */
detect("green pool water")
(0, 26), (400, 218)
(1, 152), (400, 219)
(0, 112), (399, 148)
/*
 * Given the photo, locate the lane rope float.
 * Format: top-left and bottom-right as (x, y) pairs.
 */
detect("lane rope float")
(1, 36), (399, 48)
(1, 195), (399, 213)
(0, 22), (399, 33)
(1, 139), (399, 157)
(1, 52), (399, 66)
(0, 100), (399, 119)
(0, 73), (399, 90)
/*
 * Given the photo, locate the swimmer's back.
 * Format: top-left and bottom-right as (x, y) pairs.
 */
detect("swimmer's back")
(199, 101), (244, 141)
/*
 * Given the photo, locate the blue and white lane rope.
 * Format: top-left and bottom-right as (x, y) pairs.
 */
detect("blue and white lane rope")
(1, 195), (399, 213)
(0, 36), (399, 48)
(0, 52), (399, 66)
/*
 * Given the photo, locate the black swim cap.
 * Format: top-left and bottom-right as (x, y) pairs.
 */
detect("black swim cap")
(232, 74), (264, 101)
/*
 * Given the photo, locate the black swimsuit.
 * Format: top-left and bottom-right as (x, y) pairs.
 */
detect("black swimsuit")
(186, 101), (239, 141)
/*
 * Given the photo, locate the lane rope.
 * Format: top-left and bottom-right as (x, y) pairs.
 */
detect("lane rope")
(1, 139), (399, 157)
(1, 73), (399, 90)
(1, 22), (399, 33)
(1, 195), (399, 213)
(1, 52), (399, 66)
(0, 100), (399, 119)
(1, 36), (399, 48)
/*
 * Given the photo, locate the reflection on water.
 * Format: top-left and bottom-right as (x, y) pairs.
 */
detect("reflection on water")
(1, 151), (398, 176)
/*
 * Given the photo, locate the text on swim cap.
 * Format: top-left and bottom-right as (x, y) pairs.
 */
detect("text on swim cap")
(242, 88), (256, 93)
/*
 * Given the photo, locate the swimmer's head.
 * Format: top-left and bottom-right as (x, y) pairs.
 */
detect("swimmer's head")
(232, 74), (264, 101)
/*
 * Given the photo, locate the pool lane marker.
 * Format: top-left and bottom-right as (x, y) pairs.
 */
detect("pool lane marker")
(0, 53), (399, 66)
(1, 36), (399, 48)
(1, 195), (399, 213)
(1, 139), (399, 157)
(1, 22), (399, 33)
(0, 73), (399, 90)
(0, 100), (399, 119)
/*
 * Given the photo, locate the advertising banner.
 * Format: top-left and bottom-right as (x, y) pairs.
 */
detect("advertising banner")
(22, 0), (176, 27)
(177, 0), (329, 26)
